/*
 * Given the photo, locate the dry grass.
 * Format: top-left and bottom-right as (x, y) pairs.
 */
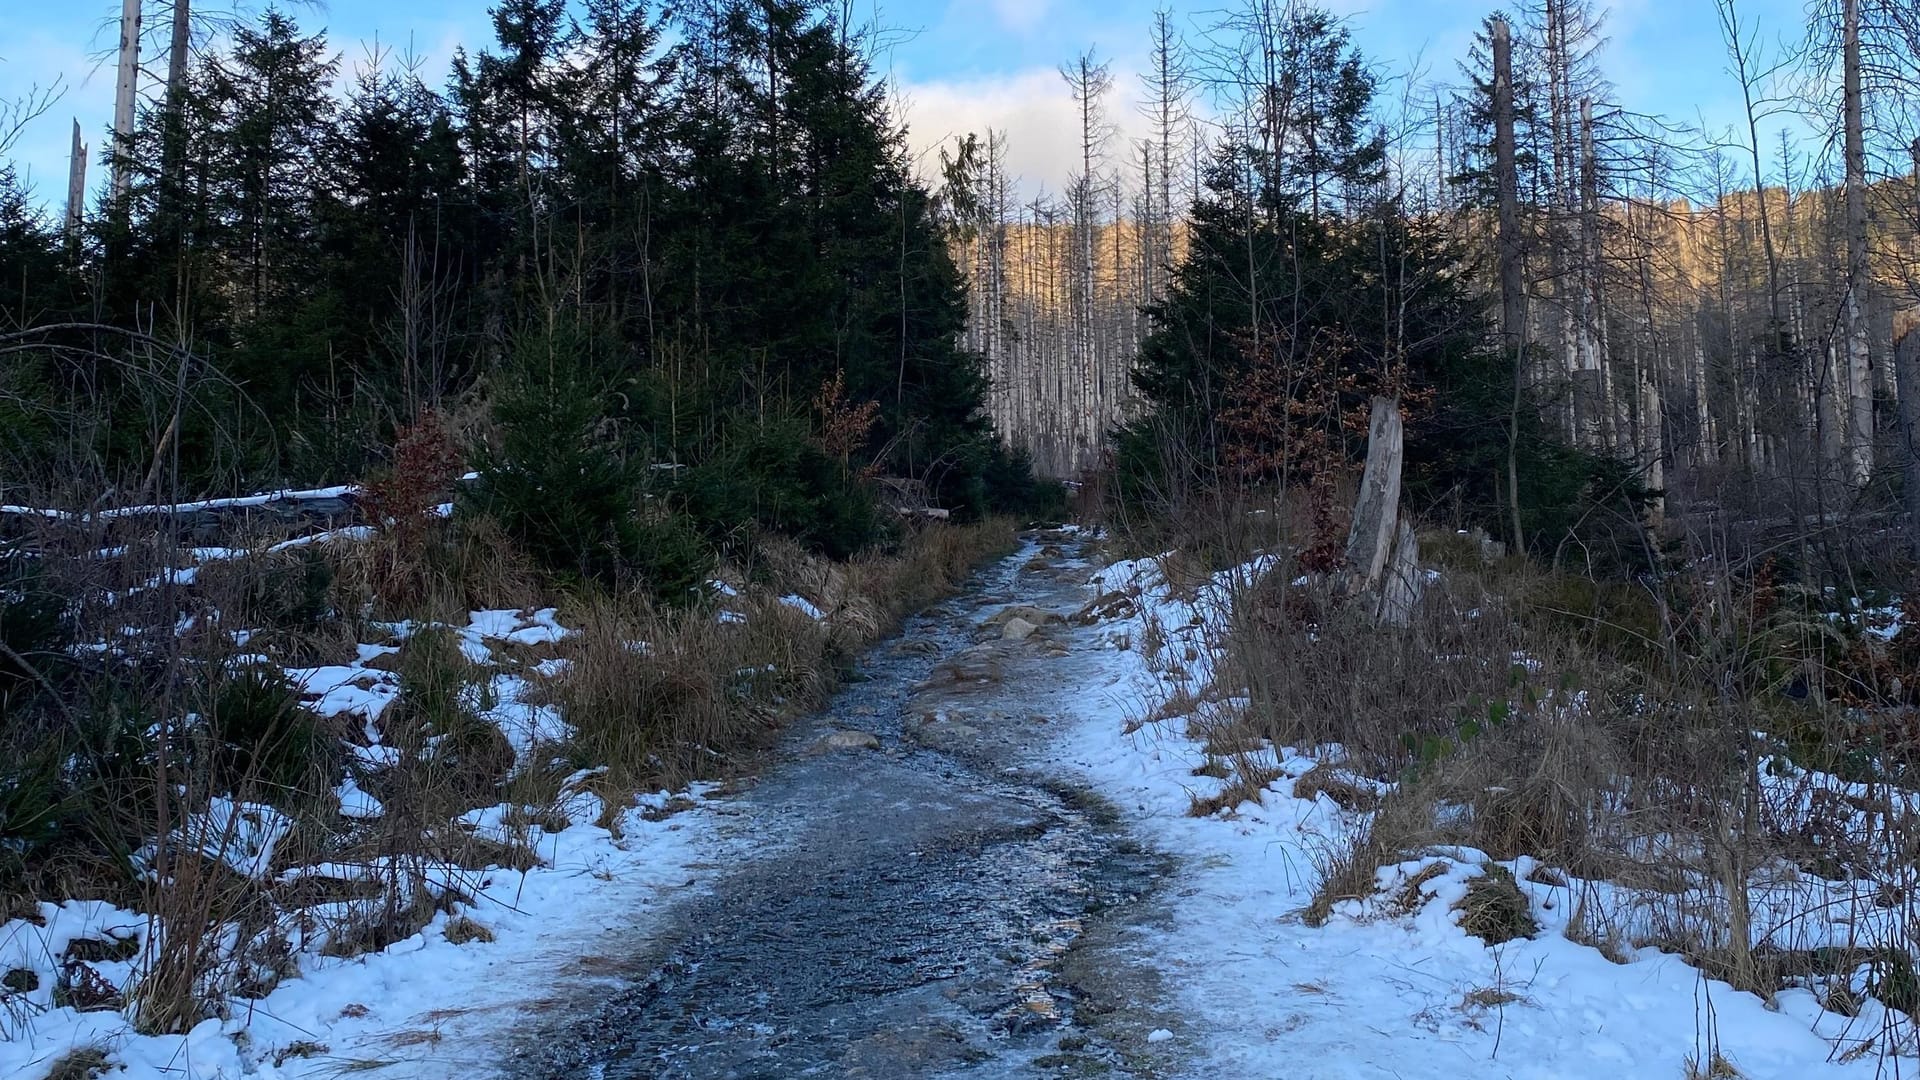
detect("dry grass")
(1452, 866), (1539, 946)
(1684, 1051), (1745, 1079)
(1130, 484), (1920, 1056)
(41, 1047), (111, 1080)
(1292, 764), (1380, 812)
(543, 519), (1017, 796)
(1391, 861), (1452, 915)
(442, 916), (495, 945)
(1187, 764), (1282, 817)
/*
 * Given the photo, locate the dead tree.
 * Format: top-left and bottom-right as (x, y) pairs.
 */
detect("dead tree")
(1494, 18), (1528, 552)
(1841, 0), (1874, 487)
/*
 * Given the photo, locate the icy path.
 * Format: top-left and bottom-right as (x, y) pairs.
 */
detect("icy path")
(485, 534), (1893, 1079)
(498, 539), (1184, 1078)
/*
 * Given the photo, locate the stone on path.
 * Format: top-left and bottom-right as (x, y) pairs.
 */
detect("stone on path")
(1001, 617), (1040, 641)
(810, 729), (881, 754)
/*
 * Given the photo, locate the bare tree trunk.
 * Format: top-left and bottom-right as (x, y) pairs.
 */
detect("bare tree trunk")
(1493, 18), (1528, 554)
(1901, 138), (1920, 558)
(1717, 0), (1794, 473)
(65, 121), (87, 242)
(1573, 97), (1607, 449)
(110, 0), (143, 206)
(1841, 0), (1874, 488)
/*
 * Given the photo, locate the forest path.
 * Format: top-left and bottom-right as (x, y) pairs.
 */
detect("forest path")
(502, 533), (1189, 1080)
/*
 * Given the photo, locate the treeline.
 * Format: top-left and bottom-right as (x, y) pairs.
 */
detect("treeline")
(938, 5), (1651, 562)
(0, 0), (1053, 584)
(952, 0), (1920, 573)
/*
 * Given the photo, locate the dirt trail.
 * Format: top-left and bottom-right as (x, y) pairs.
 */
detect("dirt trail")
(504, 533), (1184, 1079)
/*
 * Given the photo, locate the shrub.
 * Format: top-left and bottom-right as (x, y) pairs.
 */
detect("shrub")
(203, 664), (340, 799)
(0, 559), (70, 694)
(680, 418), (890, 559)
(0, 737), (70, 890)
(465, 337), (699, 593)
(1453, 865), (1538, 945)
(382, 628), (512, 810)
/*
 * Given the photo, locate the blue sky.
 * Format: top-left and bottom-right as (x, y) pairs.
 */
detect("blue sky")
(1, 0), (1813, 209)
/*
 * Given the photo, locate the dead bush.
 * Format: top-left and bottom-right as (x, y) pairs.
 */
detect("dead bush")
(1292, 764), (1380, 812)
(41, 1047), (111, 1080)
(443, 915), (495, 945)
(1453, 865), (1538, 946)
(1187, 764), (1281, 817)
(1303, 795), (1433, 927)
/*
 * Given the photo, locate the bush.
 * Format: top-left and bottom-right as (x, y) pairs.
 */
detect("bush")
(381, 628), (512, 810)
(679, 418), (891, 559)
(1, 559), (70, 694)
(959, 440), (1066, 522)
(465, 337), (713, 600)
(0, 736), (70, 890)
(203, 664), (340, 799)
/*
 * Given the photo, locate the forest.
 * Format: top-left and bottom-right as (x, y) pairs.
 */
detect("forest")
(10, 0), (1920, 1076)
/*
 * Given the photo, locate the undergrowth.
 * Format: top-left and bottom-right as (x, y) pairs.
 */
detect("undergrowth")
(1124, 491), (1920, 1061)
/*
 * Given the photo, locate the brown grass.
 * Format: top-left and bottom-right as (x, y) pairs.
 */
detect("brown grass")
(1292, 764), (1380, 812)
(41, 1047), (110, 1080)
(1187, 765), (1282, 818)
(442, 916), (495, 945)
(1453, 866), (1538, 946)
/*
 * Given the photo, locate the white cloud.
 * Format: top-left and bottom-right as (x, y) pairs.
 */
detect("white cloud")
(895, 63), (1157, 200)
(985, 0), (1054, 35)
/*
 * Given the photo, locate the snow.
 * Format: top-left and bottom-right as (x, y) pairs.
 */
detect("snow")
(1043, 547), (1899, 1078)
(10, 533), (1914, 1078)
(0, 598), (719, 1080)
(286, 662), (402, 722)
(780, 594), (825, 619)
(334, 776), (384, 820)
(0, 798), (718, 1080)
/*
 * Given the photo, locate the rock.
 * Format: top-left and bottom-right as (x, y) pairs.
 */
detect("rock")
(811, 729), (881, 754)
(915, 650), (1004, 690)
(1001, 617), (1039, 641)
(984, 604), (1062, 629)
(1071, 592), (1136, 626)
(891, 639), (940, 657)
(906, 712), (983, 746)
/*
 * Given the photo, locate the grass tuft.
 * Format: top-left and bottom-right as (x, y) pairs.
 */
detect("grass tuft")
(1453, 865), (1538, 946)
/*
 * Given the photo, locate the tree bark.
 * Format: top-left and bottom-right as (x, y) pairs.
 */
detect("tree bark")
(110, 0), (142, 206)
(1492, 18), (1528, 554)
(1842, 0), (1874, 488)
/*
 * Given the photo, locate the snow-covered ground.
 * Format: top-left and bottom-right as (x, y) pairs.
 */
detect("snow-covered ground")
(1044, 549), (1903, 1079)
(1, 604), (729, 1080)
(8, 533), (1914, 1080)
(0, 790), (721, 1080)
